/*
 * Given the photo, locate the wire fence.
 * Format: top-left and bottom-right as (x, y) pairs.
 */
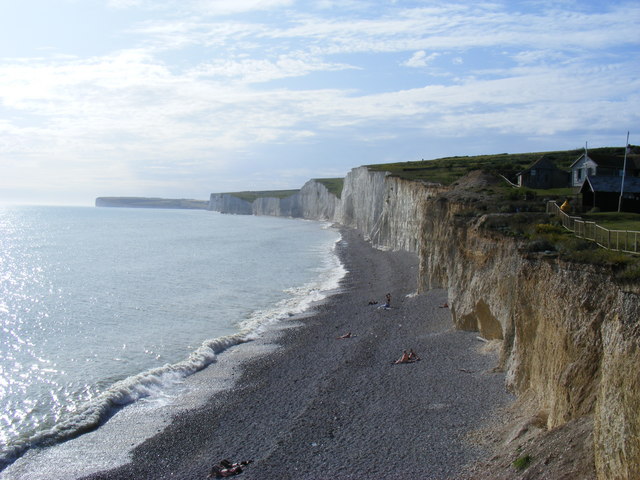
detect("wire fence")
(547, 201), (640, 254)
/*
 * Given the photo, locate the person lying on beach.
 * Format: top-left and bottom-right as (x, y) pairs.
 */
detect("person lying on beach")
(208, 459), (252, 478)
(439, 302), (449, 308)
(393, 349), (420, 364)
(394, 350), (411, 364)
(337, 332), (355, 339)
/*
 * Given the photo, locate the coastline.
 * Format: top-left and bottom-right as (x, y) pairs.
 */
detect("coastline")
(79, 227), (513, 480)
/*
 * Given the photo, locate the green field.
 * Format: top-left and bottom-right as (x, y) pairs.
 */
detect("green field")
(367, 147), (626, 186)
(314, 178), (344, 198)
(227, 190), (300, 202)
(583, 212), (640, 232)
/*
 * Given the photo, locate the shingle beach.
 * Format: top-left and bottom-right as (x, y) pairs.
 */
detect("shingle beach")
(83, 227), (513, 480)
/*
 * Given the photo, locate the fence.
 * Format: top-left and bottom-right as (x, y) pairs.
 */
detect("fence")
(546, 201), (640, 254)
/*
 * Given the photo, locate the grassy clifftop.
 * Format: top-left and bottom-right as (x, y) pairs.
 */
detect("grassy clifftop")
(314, 178), (344, 198)
(223, 178), (345, 202)
(225, 190), (300, 203)
(367, 147), (626, 185)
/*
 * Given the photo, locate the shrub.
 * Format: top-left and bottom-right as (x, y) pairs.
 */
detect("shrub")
(525, 239), (556, 253)
(513, 454), (532, 471)
(565, 248), (633, 267)
(616, 264), (640, 282)
(535, 223), (564, 234)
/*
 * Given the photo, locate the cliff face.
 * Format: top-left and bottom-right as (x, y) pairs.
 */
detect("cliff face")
(208, 193), (253, 214)
(335, 167), (447, 251)
(419, 180), (640, 480)
(211, 180), (338, 220)
(209, 166), (640, 478)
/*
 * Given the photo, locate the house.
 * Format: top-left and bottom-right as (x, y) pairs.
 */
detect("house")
(580, 175), (640, 212)
(516, 157), (569, 189)
(569, 152), (639, 187)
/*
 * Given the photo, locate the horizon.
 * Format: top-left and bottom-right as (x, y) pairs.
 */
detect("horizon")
(1, 142), (636, 208)
(1, 1), (638, 206)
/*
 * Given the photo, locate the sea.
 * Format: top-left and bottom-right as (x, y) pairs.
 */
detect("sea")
(0, 205), (345, 478)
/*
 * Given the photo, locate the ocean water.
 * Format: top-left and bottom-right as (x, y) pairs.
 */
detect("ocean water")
(0, 206), (344, 474)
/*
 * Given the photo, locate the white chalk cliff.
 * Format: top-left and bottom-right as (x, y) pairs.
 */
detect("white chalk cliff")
(209, 165), (640, 479)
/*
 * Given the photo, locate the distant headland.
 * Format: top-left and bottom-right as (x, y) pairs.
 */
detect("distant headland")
(95, 197), (209, 209)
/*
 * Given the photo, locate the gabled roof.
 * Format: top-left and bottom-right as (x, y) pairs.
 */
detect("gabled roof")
(581, 175), (640, 194)
(517, 156), (563, 175)
(570, 152), (627, 169)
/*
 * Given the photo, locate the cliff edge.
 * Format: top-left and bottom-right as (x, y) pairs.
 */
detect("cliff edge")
(209, 166), (640, 479)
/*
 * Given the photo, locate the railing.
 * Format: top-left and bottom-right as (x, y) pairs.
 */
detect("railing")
(546, 201), (640, 254)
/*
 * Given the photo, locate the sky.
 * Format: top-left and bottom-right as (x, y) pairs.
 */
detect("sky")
(1, 1), (639, 205)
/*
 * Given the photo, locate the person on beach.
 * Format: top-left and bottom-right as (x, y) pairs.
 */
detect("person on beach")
(337, 332), (354, 339)
(394, 349), (420, 364)
(394, 350), (411, 364)
(378, 293), (392, 309)
(208, 459), (252, 478)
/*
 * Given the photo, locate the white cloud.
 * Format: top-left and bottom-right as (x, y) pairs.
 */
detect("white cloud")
(1, 1), (639, 203)
(107, 0), (294, 14)
(186, 53), (357, 83)
(403, 50), (439, 68)
(189, 0), (295, 15)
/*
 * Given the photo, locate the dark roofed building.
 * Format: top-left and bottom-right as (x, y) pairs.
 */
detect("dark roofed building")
(517, 157), (569, 189)
(580, 175), (640, 212)
(570, 151), (640, 187)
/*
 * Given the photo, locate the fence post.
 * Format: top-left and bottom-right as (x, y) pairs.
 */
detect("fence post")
(627, 231), (630, 252)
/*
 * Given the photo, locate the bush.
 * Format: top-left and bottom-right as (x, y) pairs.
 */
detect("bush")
(616, 264), (640, 282)
(565, 248), (633, 267)
(535, 223), (564, 235)
(513, 454), (532, 471)
(525, 239), (556, 252)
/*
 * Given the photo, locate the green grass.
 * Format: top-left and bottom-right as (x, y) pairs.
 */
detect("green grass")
(518, 221), (640, 280)
(228, 190), (300, 202)
(513, 454), (532, 471)
(583, 212), (640, 232)
(224, 178), (344, 203)
(366, 147), (626, 186)
(314, 178), (344, 198)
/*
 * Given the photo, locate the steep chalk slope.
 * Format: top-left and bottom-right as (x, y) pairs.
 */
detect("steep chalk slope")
(336, 167), (446, 252)
(208, 166), (640, 479)
(418, 174), (640, 480)
(209, 180), (338, 220)
(208, 193), (253, 214)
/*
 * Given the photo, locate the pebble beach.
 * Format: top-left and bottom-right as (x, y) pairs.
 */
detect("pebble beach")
(83, 227), (513, 480)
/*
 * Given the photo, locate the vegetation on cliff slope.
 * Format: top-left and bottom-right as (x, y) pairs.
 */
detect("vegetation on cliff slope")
(226, 189), (300, 202)
(314, 178), (344, 198)
(225, 178), (344, 202)
(366, 147), (625, 186)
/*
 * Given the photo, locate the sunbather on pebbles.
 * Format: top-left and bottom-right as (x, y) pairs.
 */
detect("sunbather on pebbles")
(208, 459), (252, 478)
(393, 349), (420, 364)
(336, 332), (355, 339)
